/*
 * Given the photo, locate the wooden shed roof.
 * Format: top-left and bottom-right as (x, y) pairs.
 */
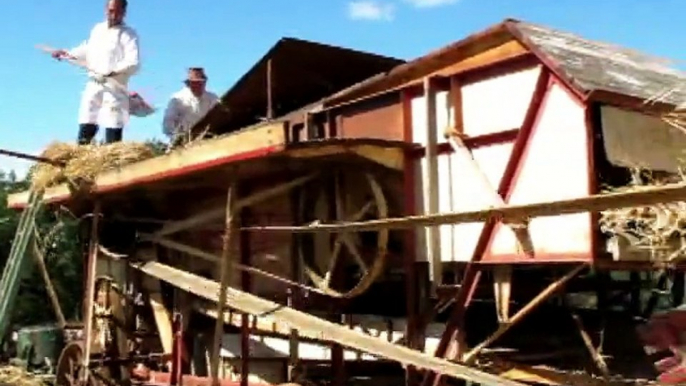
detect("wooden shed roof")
(512, 20), (686, 106)
(323, 18), (686, 109)
(194, 37), (405, 135)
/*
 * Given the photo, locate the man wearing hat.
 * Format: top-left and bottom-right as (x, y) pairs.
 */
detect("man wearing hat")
(162, 67), (219, 147)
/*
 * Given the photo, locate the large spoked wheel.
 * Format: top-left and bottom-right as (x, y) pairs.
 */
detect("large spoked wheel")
(299, 170), (389, 298)
(55, 342), (98, 386)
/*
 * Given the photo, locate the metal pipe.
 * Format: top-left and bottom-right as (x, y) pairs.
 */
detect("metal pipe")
(0, 148), (65, 167)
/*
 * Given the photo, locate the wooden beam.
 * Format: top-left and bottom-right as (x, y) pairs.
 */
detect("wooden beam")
(7, 122), (286, 208)
(138, 247), (174, 356)
(239, 205), (251, 386)
(155, 173), (317, 237)
(81, 201), (101, 384)
(242, 180), (686, 234)
(30, 239), (66, 328)
(133, 261), (527, 386)
(424, 77), (442, 292)
(139, 235), (330, 296)
(445, 134), (534, 256)
(267, 59), (274, 120)
(462, 264), (587, 364)
(571, 314), (610, 377)
(211, 184), (236, 386)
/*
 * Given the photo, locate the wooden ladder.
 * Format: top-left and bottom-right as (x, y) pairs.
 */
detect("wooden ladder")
(0, 189), (43, 339)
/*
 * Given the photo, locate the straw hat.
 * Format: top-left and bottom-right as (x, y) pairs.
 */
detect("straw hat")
(185, 67), (208, 83)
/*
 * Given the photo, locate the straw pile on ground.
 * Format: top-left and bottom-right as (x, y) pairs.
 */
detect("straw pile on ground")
(598, 169), (686, 261)
(0, 365), (45, 386)
(30, 141), (158, 191)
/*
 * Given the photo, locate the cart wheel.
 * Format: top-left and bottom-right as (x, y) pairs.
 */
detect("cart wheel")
(55, 342), (98, 386)
(299, 170), (389, 298)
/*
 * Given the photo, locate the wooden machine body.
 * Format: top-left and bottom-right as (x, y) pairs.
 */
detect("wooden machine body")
(7, 18), (685, 386)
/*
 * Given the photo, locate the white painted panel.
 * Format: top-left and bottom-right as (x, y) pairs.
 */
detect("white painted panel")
(412, 90), (452, 263)
(411, 91), (452, 146)
(450, 143), (513, 262)
(462, 66), (541, 137)
(491, 83), (591, 257)
(601, 105), (686, 173)
(438, 153), (454, 262)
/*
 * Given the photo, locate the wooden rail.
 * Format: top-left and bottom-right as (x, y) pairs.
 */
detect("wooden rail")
(242, 181), (686, 233)
(132, 261), (527, 386)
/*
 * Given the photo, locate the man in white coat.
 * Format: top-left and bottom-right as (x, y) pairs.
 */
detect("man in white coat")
(52, 0), (140, 145)
(162, 68), (219, 147)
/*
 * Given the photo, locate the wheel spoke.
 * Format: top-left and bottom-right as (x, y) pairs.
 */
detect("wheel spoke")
(322, 239), (344, 287)
(349, 201), (374, 222)
(341, 233), (368, 274)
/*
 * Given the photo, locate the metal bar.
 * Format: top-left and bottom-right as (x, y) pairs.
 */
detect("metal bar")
(0, 148), (65, 167)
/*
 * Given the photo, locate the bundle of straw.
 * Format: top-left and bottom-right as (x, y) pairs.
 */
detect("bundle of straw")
(0, 365), (45, 386)
(30, 141), (157, 191)
(599, 169), (686, 260)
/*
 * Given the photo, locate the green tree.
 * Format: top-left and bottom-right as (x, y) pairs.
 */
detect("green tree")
(0, 170), (83, 329)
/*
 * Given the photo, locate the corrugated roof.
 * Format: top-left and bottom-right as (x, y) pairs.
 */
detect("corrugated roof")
(193, 37), (405, 136)
(509, 19), (686, 106)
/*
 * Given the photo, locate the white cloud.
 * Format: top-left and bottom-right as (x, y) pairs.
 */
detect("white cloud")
(347, 1), (395, 21)
(404, 0), (458, 8)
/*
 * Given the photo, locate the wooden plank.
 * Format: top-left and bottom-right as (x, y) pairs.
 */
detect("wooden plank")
(82, 201), (101, 384)
(30, 239), (66, 328)
(7, 122), (286, 208)
(286, 144), (405, 171)
(435, 40), (529, 78)
(394, 40), (531, 91)
(424, 77), (441, 291)
(138, 248), (174, 355)
(140, 235), (331, 296)
(243, 181), (686, 234)
(155, 173), (316, 237)
(133, 261), (526, 386)
(211, 184), (236, 386)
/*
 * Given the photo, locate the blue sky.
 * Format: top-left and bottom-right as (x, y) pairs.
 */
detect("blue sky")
(0, 0), (684, 177)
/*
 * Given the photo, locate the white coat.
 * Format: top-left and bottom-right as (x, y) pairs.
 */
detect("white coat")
(162, 87), (219, 140)
(69, 21), (140, 128)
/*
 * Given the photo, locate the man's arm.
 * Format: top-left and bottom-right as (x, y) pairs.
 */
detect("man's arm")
(62, 23), (99, 62)
(208, 92), (222, 112)
(65, 40), (88, 62)
(110, 29), (140, 78)
(162, 98), (183, 138)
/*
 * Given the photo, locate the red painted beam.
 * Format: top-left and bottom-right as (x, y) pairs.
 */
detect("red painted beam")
(422, 68), (552, 386)
(407, 128), (520, 159)
(145, 372), (271, 386)
(240, 203), (253, 386)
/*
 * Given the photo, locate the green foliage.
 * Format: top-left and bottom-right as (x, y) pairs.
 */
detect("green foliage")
(0, 170), (83, 329)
